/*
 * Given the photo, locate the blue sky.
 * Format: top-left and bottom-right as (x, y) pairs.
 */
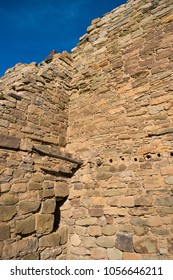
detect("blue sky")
(0, 0), (127, 77)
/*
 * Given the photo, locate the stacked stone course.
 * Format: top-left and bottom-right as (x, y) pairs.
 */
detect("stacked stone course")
(1, 0), (173, 259)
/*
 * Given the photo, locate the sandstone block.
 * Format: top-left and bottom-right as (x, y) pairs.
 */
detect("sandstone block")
(11, 183), (27, 193)
(134, 237), (158, 254)
(28, 182), (42, 190)
(2, 237), (38, 259)
(41, 198), (56, 214)
(76, 218), (97, 226)
(165, 176), (173, 185)
(42, 189), (54, 198)
(36, 214), (54, 234)
(107, 248), (122, 260)
(71, 234), (81, 246)
(58, 227), (68, 245)
(123, 252), (143, 260)
(18, 201), (40, 214)
(41, 248), (62, 260)
(91, 248), (107, 259)
(155, 196), (173, 207)
(88, 226), (102, 237)
(54, 182), (69, 197)
(15, 216), (35, 235)
(89, 208), (104, 217)
(82, 237), (96, 248)
(39, 233), (60, 247)
(0, 134), (20, 149)
(168, 238), (173, 254)
(96, 236), (115, 248)
(115, 232), (134, 252)
(0, 224), (10, 240)
(0, 205), (17, 222)
(102, 225), (117, 236)
(0, 193), (18, 205)
(134, 195), (153, 206)
(118, 197), (134, 207)
(22, 252), (40, 260)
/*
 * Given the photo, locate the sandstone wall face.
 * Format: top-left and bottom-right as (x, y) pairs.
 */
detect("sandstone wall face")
(0, 53), (78, 259)
(65, 0), (173, 259)
(1, 0), (173, 260)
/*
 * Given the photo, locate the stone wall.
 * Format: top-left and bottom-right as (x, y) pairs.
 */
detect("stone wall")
(0, 52), (81, 259)
(1, 0), (173, 260)
(65, 0), (173, 259)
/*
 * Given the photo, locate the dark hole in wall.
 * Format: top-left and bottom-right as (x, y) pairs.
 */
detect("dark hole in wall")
(53, 196), (68, 231)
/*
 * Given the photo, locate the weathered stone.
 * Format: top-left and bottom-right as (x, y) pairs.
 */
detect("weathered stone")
(0, 224), (10, 240)
(91, 248), (107, 259)
(96, 236), (115, 248)
(168, 238), (173, 254)
(22, 252), (40, 260)
(134, 237), (158, 254)
(123, 252), (143, 260)
(88, 226), (102, 236)
(118, 197), (134, 207)
(18, 201), (40, 214)
(54, 182), (69, 197)
(15, 216), (35, 235)
(2, 237), (38, 259)
(115, 232), (134, 252)
(39, 233), (60, 247)
(0, 134), (20, 149)
(0, 193), (18, 205)
(36, 214), (54, 234)
(11, 183), (27, 193)
(82, 237), (96, 248)
(76, 218), (97, 226)
(41, 198), (56, 214)
(0, 205), (17, 222)
(155, 196), (173, 207)
(58, 227), (68, 245)
(89, 208), (104, 217)
(40, 248), (62, 260)
(71, 234), (81, 246)
(102, 225), (117, 236)
(107, 248), (123, 260)
(134, 195), (153, 206)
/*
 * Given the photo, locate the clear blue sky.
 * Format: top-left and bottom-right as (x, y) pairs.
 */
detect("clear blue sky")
(0, 0), (127, 77)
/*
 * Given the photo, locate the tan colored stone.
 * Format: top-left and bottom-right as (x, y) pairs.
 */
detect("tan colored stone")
(134, 195), (153, 206)
(0, 224), (10, 240)
(89, 208), (104, 217)
(18, 201), (40, 214)
(123, 252), (143, 260)
(0, 134), (20, 149)
(2, 237), (38, 259)
(107, 248), (122, 260)
(71, 234), (81, 246)
(0, 205), (17, 222)
(39, 233), (60, 247)
(41, 198), (56, 214)
(76, 218), (97, 226)
(88, 226), (102, 236)
(36, 214), (54, 234)
(134, 237), (158, 254)
(11, 183), (27, 193)
(118, 197), (134, 207)
(54, 182), (69, 197)
(15, 216), (35, 235)
(0, 193), (18, 205)
(91, 248), (107, 259)
(96, 236), (115, 248)
(58, 227), (68, 245)
(102, 225), (117, 236)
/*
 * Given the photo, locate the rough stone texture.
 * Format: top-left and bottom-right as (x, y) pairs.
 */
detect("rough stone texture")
(115, 232), (134, 252)
(0, 134), (20, 150)
(15, 216), (35, 235)
(1, 0), (173, 260)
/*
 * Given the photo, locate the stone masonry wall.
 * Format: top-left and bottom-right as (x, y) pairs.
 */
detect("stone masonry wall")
(1, 0), (173, 260)
(0, 52), (80, 259)
(65, 0), (173, 259)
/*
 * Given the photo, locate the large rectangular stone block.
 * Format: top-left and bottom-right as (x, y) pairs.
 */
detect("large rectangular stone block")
(0, 134), (20, 150)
